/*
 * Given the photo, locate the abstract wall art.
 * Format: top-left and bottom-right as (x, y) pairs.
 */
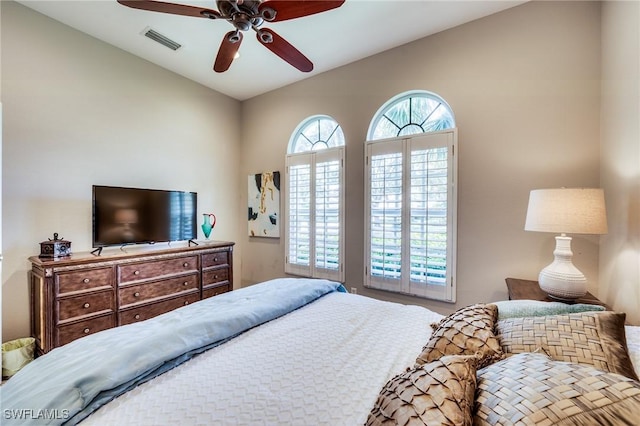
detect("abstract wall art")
(248, 171), (280, 238)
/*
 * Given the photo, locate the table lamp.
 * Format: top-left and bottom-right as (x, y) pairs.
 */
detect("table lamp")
(524, 188), (607, 300)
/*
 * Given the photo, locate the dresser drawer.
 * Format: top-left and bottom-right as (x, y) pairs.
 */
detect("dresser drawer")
(57, 314), (116, 346)
(202, 267), (229, 286)
(58, 291), (115, 322)
(203, 284), (231, 300)
(56, 267), (114, 295)
(202, 251), (229, 268)
(119, 274), (199, 308)
(118, 256), (198, 283)
(119, 293), (200, 325)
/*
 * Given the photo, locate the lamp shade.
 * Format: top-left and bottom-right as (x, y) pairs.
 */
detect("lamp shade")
(525, 188), (607, 235)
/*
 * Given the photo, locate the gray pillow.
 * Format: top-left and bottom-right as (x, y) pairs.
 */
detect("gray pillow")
(495, 311), (639, 381)
(492, 299), (604, 320)
(475, 352), (640, 426)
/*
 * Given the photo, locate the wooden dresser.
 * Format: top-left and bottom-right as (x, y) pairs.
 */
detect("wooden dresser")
(29, 241), (234, 355)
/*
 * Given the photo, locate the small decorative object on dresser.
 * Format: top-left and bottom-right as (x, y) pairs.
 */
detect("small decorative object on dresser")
(28, 241), (234, 355)
(201, 213), (216, 239)
(39, 233), (71, 258)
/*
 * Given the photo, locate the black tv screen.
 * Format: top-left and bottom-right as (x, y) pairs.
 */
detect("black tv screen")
(92, 185), (197, 248)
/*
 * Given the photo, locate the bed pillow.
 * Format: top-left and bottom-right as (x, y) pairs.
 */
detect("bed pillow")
(415, 304), (503, 369)
(493, 299), (605, 320)
(366, 355), (479, 426)
(496, 310), (639, 380)
(474, 352), (640, 426)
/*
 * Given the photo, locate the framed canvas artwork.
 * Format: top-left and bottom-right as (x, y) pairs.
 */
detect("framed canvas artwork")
(248, 171), (280, 238)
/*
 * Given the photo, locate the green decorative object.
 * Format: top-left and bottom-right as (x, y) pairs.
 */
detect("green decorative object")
(201, 213), (216, 239)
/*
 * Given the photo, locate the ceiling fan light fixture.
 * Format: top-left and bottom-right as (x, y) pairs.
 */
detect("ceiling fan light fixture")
(257, 30), (273, 44)
(233, 13), (252, 31)
(201, 10), (219, 19)
(260, 7), (276, 21)
(228, 31), (242, 43)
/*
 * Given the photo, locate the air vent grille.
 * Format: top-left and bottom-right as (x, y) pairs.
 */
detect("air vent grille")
(144, 28), (181, 51)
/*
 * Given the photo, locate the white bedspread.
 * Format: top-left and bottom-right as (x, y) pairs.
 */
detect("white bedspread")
(82, 292), (443, 426)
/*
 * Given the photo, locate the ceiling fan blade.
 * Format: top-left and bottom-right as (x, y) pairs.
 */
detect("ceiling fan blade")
(117, 0), (221, 19)
(214, 31), (243, 73)
(258, 0), (345, 22)
(256, 28), (313, 72)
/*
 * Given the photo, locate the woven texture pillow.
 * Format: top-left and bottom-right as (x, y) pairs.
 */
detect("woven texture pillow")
(492, 299), (605, 320)
(495, 310), (639, 380)
(474, 352), (640, 426)
(366, 355), (479, 426)
(415, 304), (503, 369)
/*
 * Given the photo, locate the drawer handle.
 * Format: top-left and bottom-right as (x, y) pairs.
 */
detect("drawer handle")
(213, 257), (218, 262)
(83, 278), (90, 284)
(184, 301), (189, 305)
(134, 270), (140, 276)
(134, 314), (140, 320)
(134, 292), (140, 297)
(83, 328), (90, 334)
(183, 262), (189, 268)
(83, 303), (90, 309)
(214, 275), (218, 280)
(183, 281), (189, 286)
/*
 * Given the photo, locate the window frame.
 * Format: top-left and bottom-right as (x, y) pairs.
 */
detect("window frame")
(364, 90), (457, 302)
(285, 116), (345, 282)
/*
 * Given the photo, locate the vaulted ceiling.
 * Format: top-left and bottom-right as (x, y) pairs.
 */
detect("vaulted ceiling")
(17, 1), (526, 100)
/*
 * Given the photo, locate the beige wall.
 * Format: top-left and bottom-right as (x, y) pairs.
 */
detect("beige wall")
(240, 1), (603, 315)
(1, 1), (243, 341)
(4, 0), (636, 342)
(600, 0), (640, 325)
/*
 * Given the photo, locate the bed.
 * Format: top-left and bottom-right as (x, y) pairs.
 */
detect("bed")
(3, 278), (640, 425)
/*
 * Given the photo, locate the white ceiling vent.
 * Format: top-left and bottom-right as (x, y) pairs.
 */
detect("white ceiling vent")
(143, 27), (181, 51)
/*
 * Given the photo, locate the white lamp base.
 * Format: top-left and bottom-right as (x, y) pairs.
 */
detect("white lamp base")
(538, 235), (587, 301)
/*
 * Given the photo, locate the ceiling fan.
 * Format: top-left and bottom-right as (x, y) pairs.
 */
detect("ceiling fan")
(117, 0), (345, 72)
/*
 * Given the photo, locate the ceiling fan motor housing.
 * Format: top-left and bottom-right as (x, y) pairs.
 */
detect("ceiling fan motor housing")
(217, 0), (268, 32)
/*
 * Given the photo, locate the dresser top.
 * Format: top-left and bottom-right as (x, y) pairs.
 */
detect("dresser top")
(29, 240), (234, 268)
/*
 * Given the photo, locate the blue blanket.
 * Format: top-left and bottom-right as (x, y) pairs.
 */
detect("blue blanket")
(1, 278), (345, 425)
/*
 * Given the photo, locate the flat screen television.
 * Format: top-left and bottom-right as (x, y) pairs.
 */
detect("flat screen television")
(92, 185), (197, 249)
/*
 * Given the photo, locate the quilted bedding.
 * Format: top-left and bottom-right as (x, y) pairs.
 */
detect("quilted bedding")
(80, 290), (443, 425)
(3, 278), (640, 426)
(1, 278), (348, 425)
(78, 297), (640, 426)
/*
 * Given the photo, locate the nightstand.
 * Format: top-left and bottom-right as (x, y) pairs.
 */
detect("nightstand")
(505, 277), (607, 307)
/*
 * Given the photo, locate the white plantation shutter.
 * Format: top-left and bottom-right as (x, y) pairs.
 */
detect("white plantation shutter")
(369, 148), (403, 283)
(365, 130), (456, 301)
(286, 155), (312, 276)
(286, 147), (344, 281)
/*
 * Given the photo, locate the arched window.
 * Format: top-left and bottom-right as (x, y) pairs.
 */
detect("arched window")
(364, 91), (457, 302)
(285, 115), (345, 282)
(289, 115), (345, 153)
(368, 91), (455, 140)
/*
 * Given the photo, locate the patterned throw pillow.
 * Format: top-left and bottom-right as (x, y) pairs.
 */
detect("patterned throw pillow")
(415, 304), (503, 369)
(492, 299), (605, 320)
(366, 355), (479, 426)
(495, 310), (639, 380)
(475, 352), (640, 426)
